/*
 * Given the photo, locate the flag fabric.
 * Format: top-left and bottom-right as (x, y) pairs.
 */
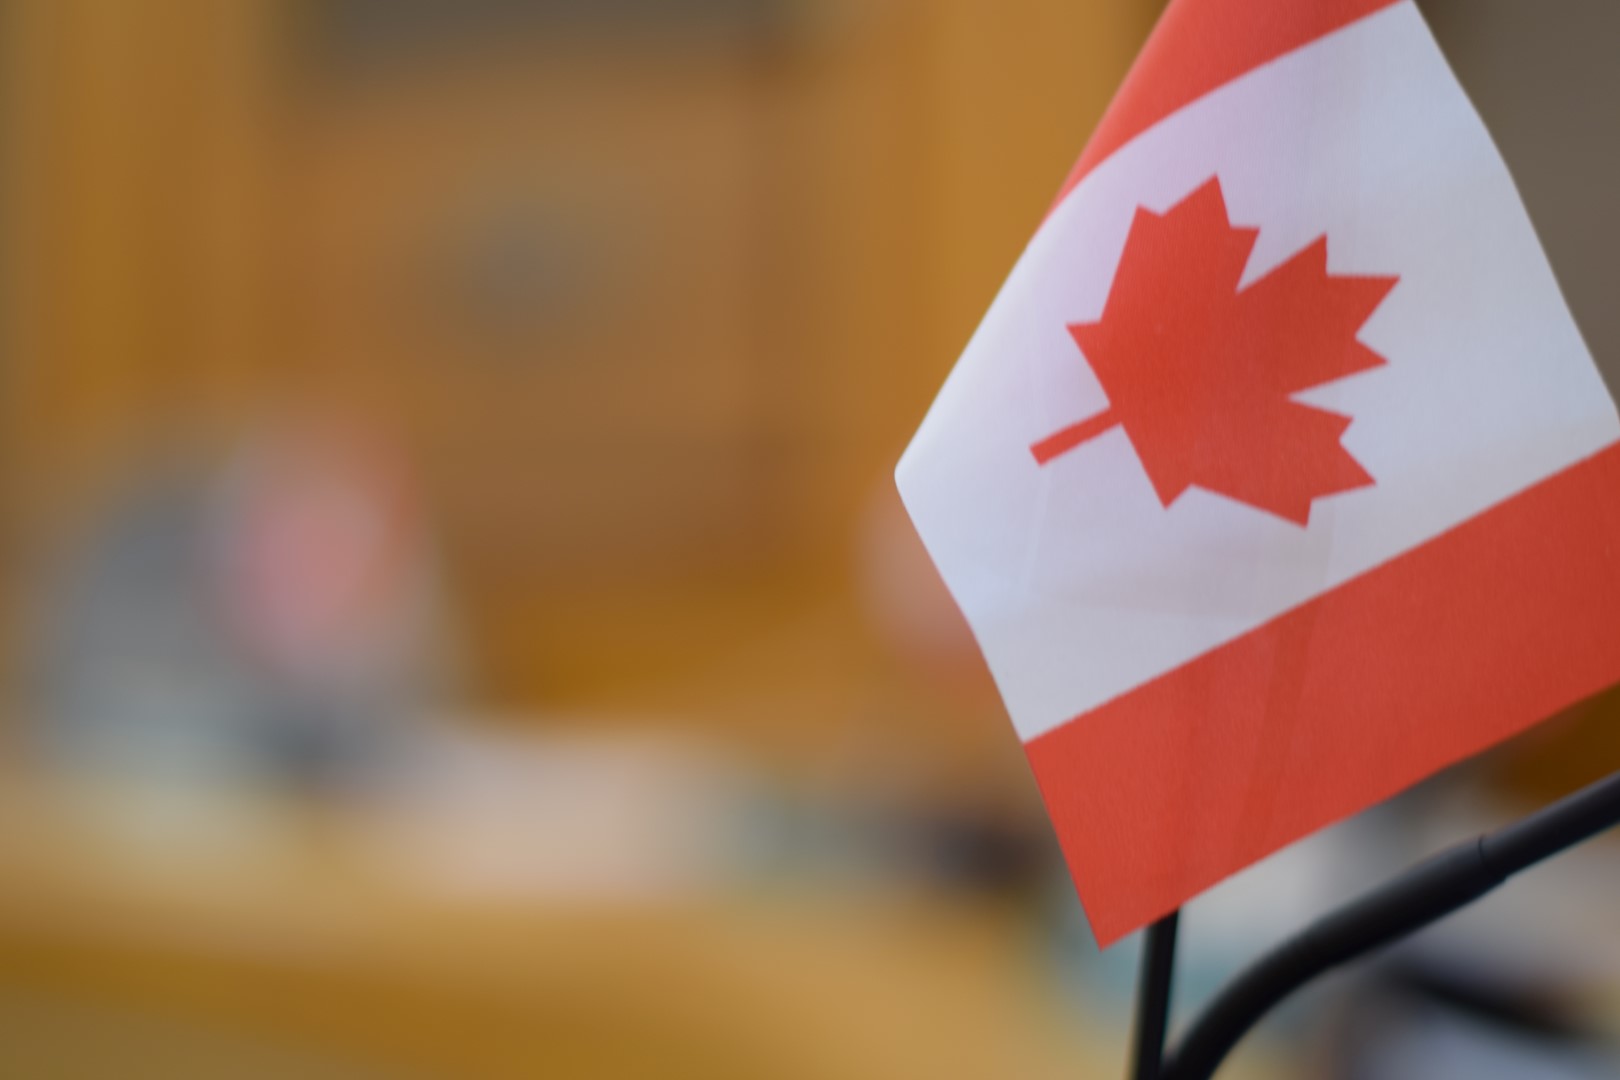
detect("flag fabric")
(896, 0), (1620, 946)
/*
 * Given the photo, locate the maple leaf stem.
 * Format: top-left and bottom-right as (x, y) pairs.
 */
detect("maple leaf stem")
(1031, 408), (1120, 465)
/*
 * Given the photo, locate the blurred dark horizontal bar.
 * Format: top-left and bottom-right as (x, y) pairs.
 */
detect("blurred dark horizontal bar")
(303, 0), (798, 70)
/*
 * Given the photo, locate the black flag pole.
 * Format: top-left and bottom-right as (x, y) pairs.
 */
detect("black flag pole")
(1121, 767), (1620, 1080)
(1129, 910), (1181, 1080)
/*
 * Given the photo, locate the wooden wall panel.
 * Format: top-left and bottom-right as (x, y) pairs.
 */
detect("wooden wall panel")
(0, 0), (1156, 752)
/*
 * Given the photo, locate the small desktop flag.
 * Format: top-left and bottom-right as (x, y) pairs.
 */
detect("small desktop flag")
(896, 0), (1620, 945)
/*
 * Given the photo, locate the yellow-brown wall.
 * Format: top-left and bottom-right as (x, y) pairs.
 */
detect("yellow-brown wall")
(1, 0), (1155, 763)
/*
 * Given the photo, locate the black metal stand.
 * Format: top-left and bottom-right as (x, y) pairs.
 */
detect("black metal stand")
(1129, 910), (1180, 1080)
(1122, 768), (1620, 1080)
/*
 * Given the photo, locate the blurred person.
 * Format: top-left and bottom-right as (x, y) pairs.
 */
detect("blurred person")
(23, 414), (459, 791)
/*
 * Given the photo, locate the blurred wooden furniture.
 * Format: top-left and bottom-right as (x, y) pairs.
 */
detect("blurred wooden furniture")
(0, 769), (1160, 1080)
(0, 0), (1152, 751)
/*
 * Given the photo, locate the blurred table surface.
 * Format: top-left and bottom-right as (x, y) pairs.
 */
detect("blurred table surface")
(0, 765), (1291, 1080)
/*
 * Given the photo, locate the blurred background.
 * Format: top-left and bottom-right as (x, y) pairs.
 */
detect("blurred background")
(0, 1), (1617, 1076)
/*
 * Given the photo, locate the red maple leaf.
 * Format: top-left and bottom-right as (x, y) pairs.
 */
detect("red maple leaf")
(1031, 177), (1398, 525)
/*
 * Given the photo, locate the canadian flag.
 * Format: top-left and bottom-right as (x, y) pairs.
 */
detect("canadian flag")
(897, 0), (1620, 946)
